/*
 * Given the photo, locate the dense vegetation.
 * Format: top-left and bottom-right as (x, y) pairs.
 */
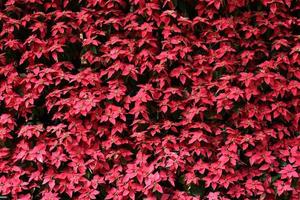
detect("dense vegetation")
(0, 0), (299, 199)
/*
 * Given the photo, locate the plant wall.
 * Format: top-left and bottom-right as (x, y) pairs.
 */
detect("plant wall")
(0, 0), (300, 199)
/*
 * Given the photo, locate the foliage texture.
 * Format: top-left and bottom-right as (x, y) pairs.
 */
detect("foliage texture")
(0, 0), (300, 199)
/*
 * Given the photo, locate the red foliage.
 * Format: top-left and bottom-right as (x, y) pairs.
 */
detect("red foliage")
(0, 0), (300, 199)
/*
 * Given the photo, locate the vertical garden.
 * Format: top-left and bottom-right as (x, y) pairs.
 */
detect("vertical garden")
(0, 0), (300, 199)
